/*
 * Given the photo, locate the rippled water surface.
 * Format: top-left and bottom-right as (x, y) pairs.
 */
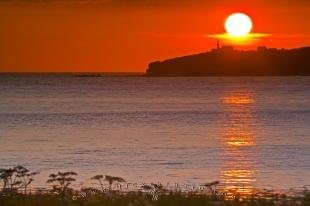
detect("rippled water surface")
(0, 74), (309, 192)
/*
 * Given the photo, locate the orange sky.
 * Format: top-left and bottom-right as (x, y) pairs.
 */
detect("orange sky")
(1, 0), (310, 72)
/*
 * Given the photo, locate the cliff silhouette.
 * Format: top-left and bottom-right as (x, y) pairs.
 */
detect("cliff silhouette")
(146, 46), (310, 76)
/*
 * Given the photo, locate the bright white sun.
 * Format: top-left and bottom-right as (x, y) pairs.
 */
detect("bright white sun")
(225, 13), (253, 37)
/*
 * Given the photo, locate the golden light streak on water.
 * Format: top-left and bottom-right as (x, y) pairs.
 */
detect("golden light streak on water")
(222, 93), (255, 105)
(220, 90), (257, 198)
(224, 128), (255, 147)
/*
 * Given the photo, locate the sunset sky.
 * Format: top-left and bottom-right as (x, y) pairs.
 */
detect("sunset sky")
(1, 0), (310, 72)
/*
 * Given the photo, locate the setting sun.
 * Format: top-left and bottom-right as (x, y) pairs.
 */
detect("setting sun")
(225, 13), (253, 37)
(209, 12), (266, 45)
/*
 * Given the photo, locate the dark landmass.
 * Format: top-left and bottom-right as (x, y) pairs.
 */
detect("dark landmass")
(0, 72), (144, 77)
(146, 46), (310, 76)
(76, 73), (103, 78)
(75, 72), (144, 77)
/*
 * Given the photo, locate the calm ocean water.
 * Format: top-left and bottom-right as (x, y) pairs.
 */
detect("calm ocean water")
(0, 74), (309, 192)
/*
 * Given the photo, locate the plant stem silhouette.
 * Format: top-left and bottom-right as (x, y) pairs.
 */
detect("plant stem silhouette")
(0, 166), (37, 195)
(91, 175), (105, 192)
(47, 171), (77, 199)
(104, 175), (125, 191)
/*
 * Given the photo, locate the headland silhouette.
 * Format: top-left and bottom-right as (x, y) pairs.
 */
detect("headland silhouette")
(146, 46), (310, 76)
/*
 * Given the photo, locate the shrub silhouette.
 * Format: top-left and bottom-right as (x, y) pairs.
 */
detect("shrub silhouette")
(141, 183), (166, 200)
(0, 166), (37, 195)
(104, 175), (125, 191)
(203, 181), (221, 199)
(91, 175), (105, 192)
(47, 171), (77, 198)
(15, 166), (38, 194)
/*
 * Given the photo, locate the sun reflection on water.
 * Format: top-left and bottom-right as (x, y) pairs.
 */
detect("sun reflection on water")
(221, 167), (257, 197)
(224, 127), (255, 147)
(222, 93), (255, 105)
(220, 90), (258, 198)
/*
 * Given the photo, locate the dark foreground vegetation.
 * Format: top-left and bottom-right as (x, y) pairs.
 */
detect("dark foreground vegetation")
(1, 166), (309, 206)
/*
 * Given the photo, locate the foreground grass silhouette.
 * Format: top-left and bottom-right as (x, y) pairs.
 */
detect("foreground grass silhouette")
(1, 191), (309, 206)
(1, 166), (309, 206)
